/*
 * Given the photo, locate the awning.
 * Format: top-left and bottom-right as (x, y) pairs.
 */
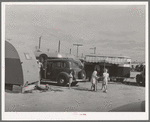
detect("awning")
(85, 55), (131, 65)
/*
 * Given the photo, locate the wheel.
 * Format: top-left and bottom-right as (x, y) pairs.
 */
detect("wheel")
(120, 78), (124, 83)
(141, 78), (145, 86)
(116, 78), (119, 82)
(136, 74), (141, 84)
(57, 75), (68, 86)
(142, 81), (145, 86)
(71, 82), (78, 86)
(78, 70), (86, 80)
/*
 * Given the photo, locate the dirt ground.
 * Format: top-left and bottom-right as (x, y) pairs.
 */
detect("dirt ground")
(5, 72), (145, 112)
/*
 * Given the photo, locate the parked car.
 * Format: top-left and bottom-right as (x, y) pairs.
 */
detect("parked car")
(41, 58), (87, 86)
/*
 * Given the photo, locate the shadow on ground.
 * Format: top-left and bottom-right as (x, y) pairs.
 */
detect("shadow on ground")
(109, 101), (145, 112)
(108, 81), (145, 87)
(41, 81), (79, 87)
(41, 81), (60, 86)
(5, 89), (21, 94)
(72, 87), (91, 91)
(5, 84), (64, 94)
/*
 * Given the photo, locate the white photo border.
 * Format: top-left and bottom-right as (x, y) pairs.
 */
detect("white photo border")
(1, 1), (149, 120)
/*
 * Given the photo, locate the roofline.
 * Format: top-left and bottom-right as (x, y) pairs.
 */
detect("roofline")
(34, 52), (77, 58)
(85, 55), (131, 59)
(46, 58), (72, 61)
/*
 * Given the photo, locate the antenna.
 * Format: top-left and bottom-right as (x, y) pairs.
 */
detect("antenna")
(70, 48), (71, 54)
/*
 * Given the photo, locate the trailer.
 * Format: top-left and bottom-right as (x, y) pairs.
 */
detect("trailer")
(34, 51), (76, 62)
(84, 55), (131, 82)
(5, 40), (39, 92)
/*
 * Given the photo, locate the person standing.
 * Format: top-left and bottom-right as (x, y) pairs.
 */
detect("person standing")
(38, 60), (43, 81)
(90, 70), (99, 92)
(102, 68), (109, 93)
(42, 60), (47, 79)
(94, 64), (100, 77)
(69, 71), (73, 89)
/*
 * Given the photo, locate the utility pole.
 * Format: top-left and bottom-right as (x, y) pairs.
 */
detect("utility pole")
(58, 40), (60, 53)
(82, 53), (83, 58)
(90, 47), (96, 54)
(70, 48), (71, 54)
(73, 44), (83, 57)
(39, 36), (42, 50)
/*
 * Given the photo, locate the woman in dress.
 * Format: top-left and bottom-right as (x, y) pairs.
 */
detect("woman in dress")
(102, 68), (109, 93)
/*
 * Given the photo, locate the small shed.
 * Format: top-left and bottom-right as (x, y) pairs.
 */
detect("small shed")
(5, 40), (39, 88)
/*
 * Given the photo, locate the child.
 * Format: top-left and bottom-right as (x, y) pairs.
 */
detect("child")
(37, 60), (43, 81)
(90, 70), (99, 91)
(69, 71), (73, 89)
(102, 68), (109, 93)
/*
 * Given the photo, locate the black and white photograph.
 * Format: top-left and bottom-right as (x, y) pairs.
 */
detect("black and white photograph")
(2, 2), (149, 120)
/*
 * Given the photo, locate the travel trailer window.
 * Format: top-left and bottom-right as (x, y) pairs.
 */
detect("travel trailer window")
(24, 53), (32, 60)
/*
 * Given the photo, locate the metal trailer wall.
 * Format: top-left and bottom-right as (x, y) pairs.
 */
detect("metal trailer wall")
(5, 40), (39, 86)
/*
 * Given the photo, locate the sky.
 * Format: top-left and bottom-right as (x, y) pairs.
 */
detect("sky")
(5, 3), (146, 62)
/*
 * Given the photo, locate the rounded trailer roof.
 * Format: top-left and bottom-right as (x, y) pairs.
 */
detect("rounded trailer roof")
(5, 40), (39, 85)
(6, 40), (34, 59)
(34, 51), (77, 59)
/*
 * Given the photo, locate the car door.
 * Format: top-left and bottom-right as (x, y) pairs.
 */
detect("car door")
(46, 61), (68, 80)
(58, 61), (68, 73)
(52, 61), (68, 79)
(46, 61), (53, 80)
(50, 61), (62, 80)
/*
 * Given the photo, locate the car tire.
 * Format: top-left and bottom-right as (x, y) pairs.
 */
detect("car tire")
(116, 78), (119, 82)
(57, 75), (68, 86)
(71, 82), (78, 86)
(78, 70), (86, 80)
(141, 78), (145, 86)
(120, 78), (124, 83)
(136, 74), (141, 84)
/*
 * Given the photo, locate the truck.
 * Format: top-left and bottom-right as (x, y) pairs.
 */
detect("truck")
(136, 65), (145, 86)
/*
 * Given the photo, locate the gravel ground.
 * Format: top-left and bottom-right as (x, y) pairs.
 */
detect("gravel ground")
(5, 71), (145, 112)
